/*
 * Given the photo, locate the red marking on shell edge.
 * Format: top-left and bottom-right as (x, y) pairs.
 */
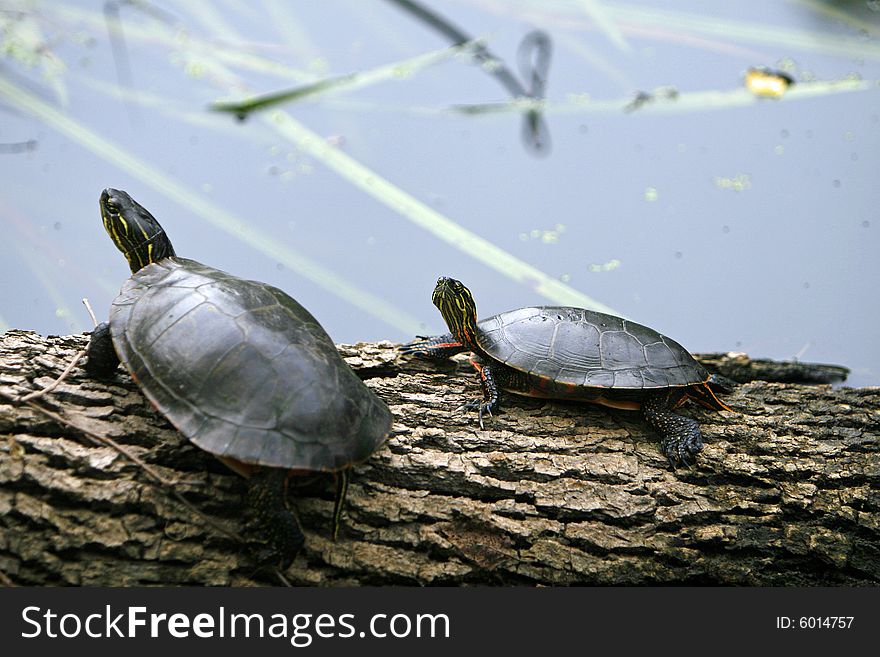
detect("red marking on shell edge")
(216, 456), (316, 479)
(592, 398), (641, 411)
(216, 455), (255, 478)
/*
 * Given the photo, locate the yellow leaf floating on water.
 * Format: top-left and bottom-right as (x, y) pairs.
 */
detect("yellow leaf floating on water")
(745, 67), (795, 98)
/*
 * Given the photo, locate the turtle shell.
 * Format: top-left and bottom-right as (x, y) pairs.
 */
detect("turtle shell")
(475, 306), (709, 390)
(108, 257), (391, 471)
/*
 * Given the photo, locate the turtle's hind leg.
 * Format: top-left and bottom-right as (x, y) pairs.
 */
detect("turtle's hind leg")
(641, 390), (703, 469)
(246, 467), (303, 569)
(85, 322), (120, 378)
(460, 361), (501, 429)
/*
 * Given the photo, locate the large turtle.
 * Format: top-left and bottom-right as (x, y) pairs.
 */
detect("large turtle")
(402, 277), (731, 468)
(86, 188), (392, 566)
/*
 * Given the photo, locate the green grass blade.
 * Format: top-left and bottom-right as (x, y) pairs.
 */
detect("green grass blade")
(210, 41), (475, 117)
(211, 73), (358, 116)
(450, 77), (876, 116)
(260, 107), (621, 315)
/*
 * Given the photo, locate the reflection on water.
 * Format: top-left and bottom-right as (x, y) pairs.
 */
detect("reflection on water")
(0, 0), (878, 387)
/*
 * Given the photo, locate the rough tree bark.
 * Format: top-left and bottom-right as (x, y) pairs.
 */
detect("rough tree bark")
(0, 329), (877, 586)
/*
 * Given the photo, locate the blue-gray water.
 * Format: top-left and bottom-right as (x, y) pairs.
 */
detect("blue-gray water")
(1, 1), (878, 387)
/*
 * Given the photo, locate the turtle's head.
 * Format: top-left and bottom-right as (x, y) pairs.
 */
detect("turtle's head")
(100, 188), (176, 274)
(432, 276), (478, 348)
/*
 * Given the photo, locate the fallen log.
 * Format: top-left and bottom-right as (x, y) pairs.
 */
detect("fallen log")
(0, 329), (877, 586)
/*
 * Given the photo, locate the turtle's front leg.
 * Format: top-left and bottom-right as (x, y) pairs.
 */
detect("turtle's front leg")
(641, 390), (703, 469)
(461, 361), (501, 429)
(246, 467), (304, 569)
(84, 322), (121, 378)
(399, 333), (465, 360)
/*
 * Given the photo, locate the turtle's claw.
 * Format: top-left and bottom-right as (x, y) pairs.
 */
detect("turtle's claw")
(669, 452), (695, 472)
(660, 434), (702, 470)
(458, 398), (496, 429)
(477, 403), (493, 429)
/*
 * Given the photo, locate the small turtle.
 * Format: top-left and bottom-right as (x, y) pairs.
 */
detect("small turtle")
(86, 188), (392, 566)
(402, 277), (731, 468)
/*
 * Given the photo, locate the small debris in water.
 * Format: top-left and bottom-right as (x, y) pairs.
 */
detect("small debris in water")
(714, 173), (751, 192)
(587, 259), (621, 273)
(745, 67), (794, 98)
(519, 223), (566, 244)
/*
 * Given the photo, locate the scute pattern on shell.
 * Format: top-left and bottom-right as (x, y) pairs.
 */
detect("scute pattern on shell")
(109, 257), (391, 472)
(475, 306), (708, 389)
